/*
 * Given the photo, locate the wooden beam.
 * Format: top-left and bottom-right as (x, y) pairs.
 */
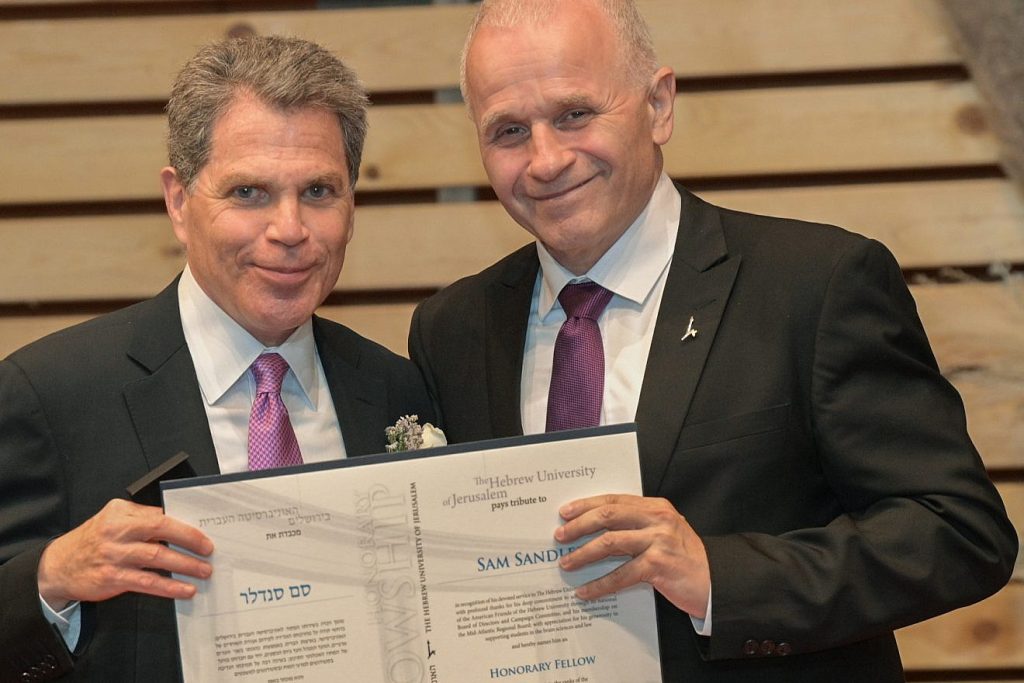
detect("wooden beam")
(319, 303), (417, 359)
(700, 179), (1024, 270)
(0, 314), (93, 356)
(648, 0), (959, 76)
(0, 0), (960, 105)
(3, 179), (1021, 303)
(940, 0), (1024, 192)
(912, 281), (1024, 471)
(0, 81), (1001, 204)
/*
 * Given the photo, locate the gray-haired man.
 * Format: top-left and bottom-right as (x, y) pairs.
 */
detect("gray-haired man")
(0, 36), (433, 681)
(409, 1), (1018, 681)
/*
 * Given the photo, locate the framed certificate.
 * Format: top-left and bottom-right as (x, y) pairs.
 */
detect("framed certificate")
(162, 424), (662, 682)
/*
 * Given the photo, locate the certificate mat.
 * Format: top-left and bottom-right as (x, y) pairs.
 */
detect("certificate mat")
(163, 425), (662, 683)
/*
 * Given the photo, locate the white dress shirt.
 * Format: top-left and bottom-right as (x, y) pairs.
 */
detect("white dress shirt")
(521, 173), (679, 433)
(44, 265), (347, 647)
(520, 174), (712, 635)
(178, 265), (346, 472)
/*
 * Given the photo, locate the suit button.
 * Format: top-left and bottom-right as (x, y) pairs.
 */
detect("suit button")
(742, 639), (759, 655)
(759, 640), (776, 655)
(776, 642), (792, 656)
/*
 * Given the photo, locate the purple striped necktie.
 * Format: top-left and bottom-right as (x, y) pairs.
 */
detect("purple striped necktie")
(247, 353), (303, 471)
(545, 282), (614, 432)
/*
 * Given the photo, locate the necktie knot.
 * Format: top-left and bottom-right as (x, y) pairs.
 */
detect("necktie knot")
(558, 282), (613, 321)
(251, 353), (289, 394)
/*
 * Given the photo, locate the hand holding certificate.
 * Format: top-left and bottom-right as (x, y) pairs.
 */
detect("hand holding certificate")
(557, 493), (712, 620)
(162, 425), (662, 682)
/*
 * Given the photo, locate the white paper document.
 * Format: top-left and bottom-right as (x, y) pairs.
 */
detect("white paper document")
(162, 424), (662, 683)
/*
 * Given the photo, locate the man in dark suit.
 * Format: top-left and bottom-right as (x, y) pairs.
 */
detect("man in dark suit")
(0, 36), (433, 681)
(408, 1), (1018, 680)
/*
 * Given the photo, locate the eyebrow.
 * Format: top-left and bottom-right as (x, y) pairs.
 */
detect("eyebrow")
(479, 110), (515, 136)
(306, 173), (349, 190)
(214, 173), (261, 191)
(554, 94), (594, 111)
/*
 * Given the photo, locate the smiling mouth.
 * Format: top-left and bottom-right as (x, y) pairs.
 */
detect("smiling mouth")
(260, 265), (311, 274)
(531, 176), (595, 201)
(254, 264), (317, 282)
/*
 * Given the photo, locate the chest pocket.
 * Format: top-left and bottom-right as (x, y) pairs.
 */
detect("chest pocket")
(676, 402), (792, 450)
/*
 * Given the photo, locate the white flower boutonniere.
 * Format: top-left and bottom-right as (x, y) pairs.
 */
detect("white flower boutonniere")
(385, 415), (447, 453)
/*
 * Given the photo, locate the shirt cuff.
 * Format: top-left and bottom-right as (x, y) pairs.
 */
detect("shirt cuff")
(689, 587), (713, 636)
(39, 594), (82, 651)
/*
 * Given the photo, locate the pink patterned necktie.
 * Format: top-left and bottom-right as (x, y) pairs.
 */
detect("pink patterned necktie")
(546, 282), (614, 432)
(247, 353), (303, 471)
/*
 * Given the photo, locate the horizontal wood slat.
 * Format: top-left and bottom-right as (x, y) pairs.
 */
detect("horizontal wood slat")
(703, 180), (1024, 269)
(0, 0), (958, 105)
(661, 81), (997, 180)
(912, 280), (1024, 471)
(0, 315), (93, 356)
(899, 575), (1024, 669)
(3, 179), (1021, 304)
(357, 80), (1003, 191)
(0, 115), (167, 204)
(318, 303), (417, 359)
(0, 6), (469, 103)
(3, 283), (1020, 472)
(0, 81), (1000, 205)
(647, 0), (959, 76)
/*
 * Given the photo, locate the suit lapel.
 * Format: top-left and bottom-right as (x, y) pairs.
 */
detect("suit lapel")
(315, 318), (388, 457)
(636, 187), (741, 495)
(123, 292), (388, 471)
(122, 280), (219, 477)
(484, 246), (538, 438)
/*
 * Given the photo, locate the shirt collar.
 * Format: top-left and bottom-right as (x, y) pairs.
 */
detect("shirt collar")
(536, 173), (681, 318)
(177, 265), (319, 408)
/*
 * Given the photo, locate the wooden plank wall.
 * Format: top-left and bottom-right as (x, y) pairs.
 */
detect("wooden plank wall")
(1, 1), (1021, 679)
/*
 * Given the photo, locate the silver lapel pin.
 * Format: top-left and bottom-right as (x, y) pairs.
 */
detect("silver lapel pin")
(681, 316), (698, 341)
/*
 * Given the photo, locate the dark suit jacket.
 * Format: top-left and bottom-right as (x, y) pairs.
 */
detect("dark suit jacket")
(0, 280), (434, 682)
(408, 187), (1018, 682)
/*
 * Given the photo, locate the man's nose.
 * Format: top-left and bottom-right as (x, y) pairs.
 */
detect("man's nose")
(527, 126), (574, 182)
(266, 197), (307, 245)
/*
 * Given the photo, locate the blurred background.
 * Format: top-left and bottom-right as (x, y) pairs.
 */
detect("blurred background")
(0, 2), (1021, 678)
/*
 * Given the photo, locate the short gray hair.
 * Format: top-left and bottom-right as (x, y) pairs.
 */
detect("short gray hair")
(459, 0), (658, 105)
(167, 35), (369, 190)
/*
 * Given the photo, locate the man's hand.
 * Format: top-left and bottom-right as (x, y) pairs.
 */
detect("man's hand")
(37, 498), (214, 610)
(555, 494), (710, 618)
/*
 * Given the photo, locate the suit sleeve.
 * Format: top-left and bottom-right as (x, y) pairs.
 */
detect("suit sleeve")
(702, 238), (1018, 659)
(0, 360), (77, 680)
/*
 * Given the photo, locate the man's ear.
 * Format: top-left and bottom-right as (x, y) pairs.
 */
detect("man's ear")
(648, 66), (676, 146)
(160, 166), (190, 247)
(344, 197), (356, 245)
